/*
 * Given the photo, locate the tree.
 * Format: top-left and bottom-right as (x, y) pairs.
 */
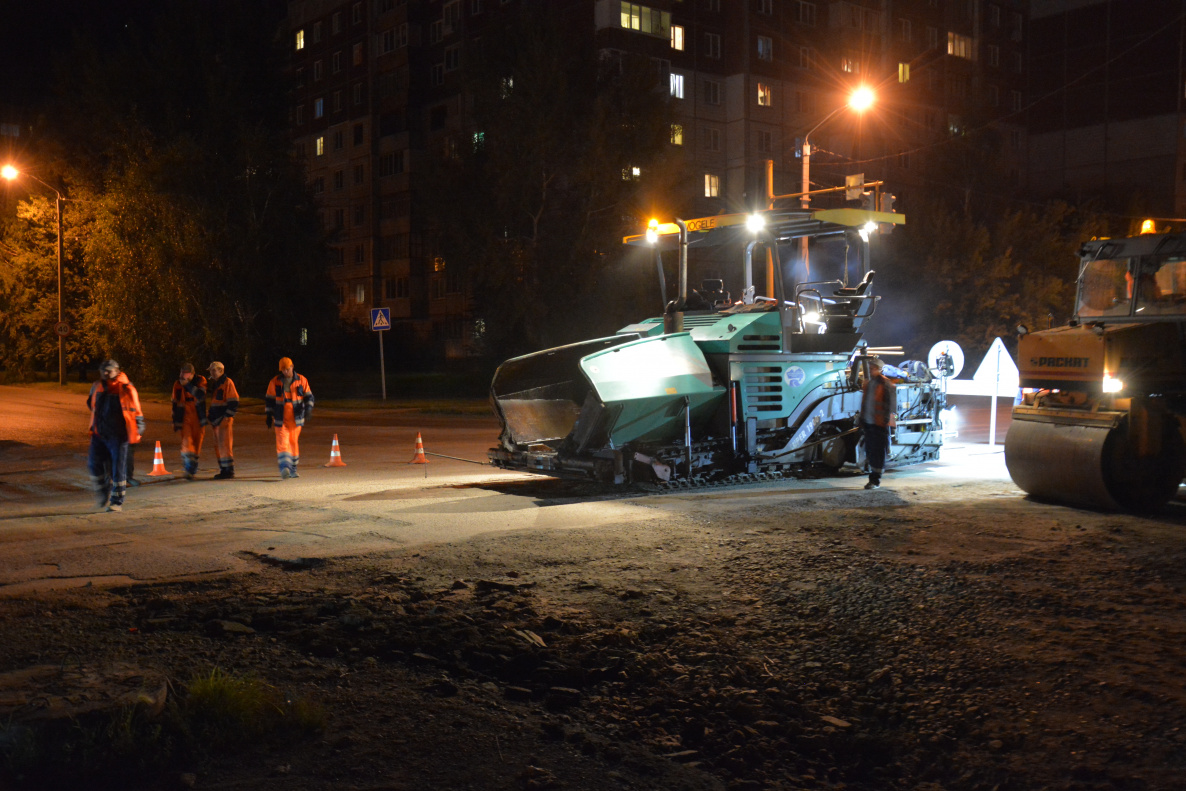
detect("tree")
(874, 196), (1114, 360)
(7, 0), (337, 382)
(421, 2), (684, 361)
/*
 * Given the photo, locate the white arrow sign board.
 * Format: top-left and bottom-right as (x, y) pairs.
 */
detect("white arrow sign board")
(944, 337), (1019, 397)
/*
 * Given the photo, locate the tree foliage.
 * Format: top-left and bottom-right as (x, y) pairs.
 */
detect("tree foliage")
(0, 0), (334, 383)
(421, 3), (684, 360)
(875, 196), (1114, 359)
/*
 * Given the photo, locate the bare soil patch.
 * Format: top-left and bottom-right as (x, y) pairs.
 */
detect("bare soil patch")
(1, 480), (1185, 791)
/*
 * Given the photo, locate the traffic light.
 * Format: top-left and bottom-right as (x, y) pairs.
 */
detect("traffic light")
(861, 191), (876, 211)
(879, 192), (896, 213)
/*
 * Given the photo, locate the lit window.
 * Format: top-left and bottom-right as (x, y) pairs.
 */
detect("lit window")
(947, 32), (972, 60)
(705, 174), (720, 198)
(295, 29), (305, 50)
(757, 36), (772, 62)
(842, 57), (860, 74)
(670, 72), (684, 99)
(671, 124), (683, 145)
(671, 24), (684, 51)
(314, 98), (324, 118)
(355, 284), (366, 303)
(898, 62), (910, 83)
(757, 83), (772, 107)
(621, 166), (641, 181)
(316, 136), (325, 156)
(619, 3), (671, 39)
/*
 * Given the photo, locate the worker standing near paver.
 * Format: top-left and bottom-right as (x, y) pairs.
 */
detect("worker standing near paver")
(172, 363), (208, 480)
(205, 361), (240, 479)
(265, 357), (314, 479)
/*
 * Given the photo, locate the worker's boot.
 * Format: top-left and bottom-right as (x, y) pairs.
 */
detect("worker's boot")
(213, 464), (234, 480)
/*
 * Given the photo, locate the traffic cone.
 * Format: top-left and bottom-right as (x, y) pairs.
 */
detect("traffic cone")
(324, 434), (347, 467)
(409, 433), (429, 464)
(146, 441), (171, 476)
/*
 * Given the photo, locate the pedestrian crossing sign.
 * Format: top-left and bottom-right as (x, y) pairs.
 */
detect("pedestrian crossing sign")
(370, 308), (391, 331)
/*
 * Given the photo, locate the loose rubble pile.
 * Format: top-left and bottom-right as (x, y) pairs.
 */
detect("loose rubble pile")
(1, 491), (1185, 790)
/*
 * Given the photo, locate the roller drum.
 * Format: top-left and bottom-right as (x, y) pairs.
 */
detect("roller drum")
(1005, 417), (1184, 512)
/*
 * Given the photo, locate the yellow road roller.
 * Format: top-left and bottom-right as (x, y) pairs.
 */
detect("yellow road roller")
(1006, 231), (1186, 511)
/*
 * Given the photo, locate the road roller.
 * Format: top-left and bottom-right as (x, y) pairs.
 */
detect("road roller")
(1005, 230), (1186, 511)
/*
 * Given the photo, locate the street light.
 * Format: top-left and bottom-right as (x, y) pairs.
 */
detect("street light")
(800, 86), (875, 272)
(646, 218), (668, 310)
(2, 165), (67, 385)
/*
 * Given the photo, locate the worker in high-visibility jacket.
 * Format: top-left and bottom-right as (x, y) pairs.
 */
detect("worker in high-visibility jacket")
(206, 361), (240, 479)
(265, 357), (314, 479)
(172, 363), (208, 480)
(87, 359), (145, 512)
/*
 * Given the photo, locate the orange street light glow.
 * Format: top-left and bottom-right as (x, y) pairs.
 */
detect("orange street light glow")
(849, 86), (875, 112)
(1, 165), (18, 181)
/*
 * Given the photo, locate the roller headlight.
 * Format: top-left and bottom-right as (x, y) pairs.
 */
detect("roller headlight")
(1102, 374), (1124, 393)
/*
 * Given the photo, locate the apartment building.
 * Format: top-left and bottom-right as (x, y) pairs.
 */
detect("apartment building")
(288, 0), (1028, 360)
(1028, 0), (1186, 217)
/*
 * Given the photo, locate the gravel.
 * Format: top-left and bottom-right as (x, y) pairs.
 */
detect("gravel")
(1, 483), (1184, 791)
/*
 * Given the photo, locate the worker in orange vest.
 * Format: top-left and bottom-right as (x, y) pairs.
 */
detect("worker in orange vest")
(87, 359), (145, 512)
(172, 363), (208, 480)
(265, 357), (314, 479)
(206, 361), (240, 479)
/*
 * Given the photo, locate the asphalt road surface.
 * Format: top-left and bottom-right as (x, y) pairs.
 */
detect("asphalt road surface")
(0, 384), (1014, 595)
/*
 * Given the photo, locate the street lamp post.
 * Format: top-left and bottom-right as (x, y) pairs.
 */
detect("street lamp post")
(2, 165), (66, 386)
(799, 86), (875, 273)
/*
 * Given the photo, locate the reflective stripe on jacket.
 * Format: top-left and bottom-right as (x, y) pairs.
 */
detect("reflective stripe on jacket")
(207, 375), (240, 426)
(172, 375), (208, 428)
(861, 374), (897, 428)
(265, 373), (314, 426)
(87, 373), (144, 444)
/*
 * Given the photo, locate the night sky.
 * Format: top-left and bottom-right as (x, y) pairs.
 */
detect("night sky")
(1, 0), (158, 108)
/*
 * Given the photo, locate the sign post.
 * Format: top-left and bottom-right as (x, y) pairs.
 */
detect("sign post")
(369, 308), (391, 400)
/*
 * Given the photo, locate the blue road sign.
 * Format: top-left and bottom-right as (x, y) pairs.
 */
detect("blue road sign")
(370, 308), (391, 331)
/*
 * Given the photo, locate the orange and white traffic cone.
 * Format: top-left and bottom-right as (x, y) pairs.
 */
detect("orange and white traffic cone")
(324, 434), (347, 467)
(409, 433), (429, 464)
(146, 441), (171, 477)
